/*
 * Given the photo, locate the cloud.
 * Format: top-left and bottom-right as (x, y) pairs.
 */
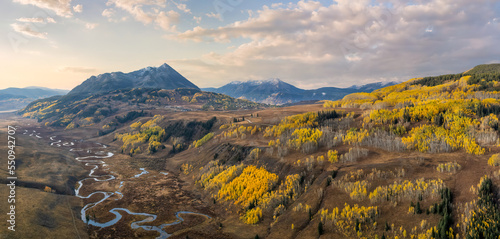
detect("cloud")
(13, 0), (74, 18)
(10, 23), (48, 39)
(105, 0), (164, 24)
(175, 3), (191, 14)
(73, 4), (82, 13)
(102, 8), (115, 20)
(105, 0), (181, 31)
(102, 8), (128, 22)
(85, 23), (98, 30)
(156, 10), (180, 31)
(205, 12), (222, 21)
(173, 0), (500, 88)
(102, 8), (114, 18)
(16, 17), (57, 24)
(193, 16), (201, 24)
(58, 66), (98, 73)
(16, 17), (44, 23)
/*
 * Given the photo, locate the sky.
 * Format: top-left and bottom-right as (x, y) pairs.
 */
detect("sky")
(0, 0), (499, 90)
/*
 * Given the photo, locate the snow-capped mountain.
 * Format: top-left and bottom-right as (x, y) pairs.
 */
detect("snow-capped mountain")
(202, 79), (397, 105)
(348, 81), (399, 91)
(203, 79), (304, 104)
(69, 63), (199, 95)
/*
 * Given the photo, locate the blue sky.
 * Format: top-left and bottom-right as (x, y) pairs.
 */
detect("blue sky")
(1, 0), (500, 90)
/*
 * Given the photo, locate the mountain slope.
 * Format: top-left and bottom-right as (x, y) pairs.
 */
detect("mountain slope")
(15, 63), (500, 239)
(203, 79), (396, 105)
(190, 63), (500, 238)
(19, 88), (265, 128)
(69, 63), (199, 95)
(465, 63), (500, 74)
(217, 78), (303, 96)
(105, 64), (500, 238)
(204, 79), (304, 105)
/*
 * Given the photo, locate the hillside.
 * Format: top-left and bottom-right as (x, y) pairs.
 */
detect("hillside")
(11, 63), (500, 239)
(465, 63), (500, 74)
(69, 63), (199, 95)
(19, 88), (265, 129)
(99, 63), (500, 238)
(0, 87), (69, 111)
(203, 79), (396, 105)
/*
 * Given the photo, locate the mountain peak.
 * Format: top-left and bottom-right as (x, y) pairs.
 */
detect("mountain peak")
(136, 63), (172, 73)
(158, 63), (172, 69)
(202, 79), (395, 105)
(69, 64), (199, 95)
(348, 81), (398, 90)
(262, 78), (282, 85)
(229, 78), (283, 86)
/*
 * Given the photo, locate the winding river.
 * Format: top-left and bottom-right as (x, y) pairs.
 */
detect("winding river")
(23, 129), (211, 239)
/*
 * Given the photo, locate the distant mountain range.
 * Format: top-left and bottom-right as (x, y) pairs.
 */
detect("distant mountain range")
(0, 87), (69, 111)
(67, 63), (396, 104)
(69, 63), (199, 95)
(202, 79), (397, 105)
(0, 87), (68, 99)
(8, 63), (396, 113)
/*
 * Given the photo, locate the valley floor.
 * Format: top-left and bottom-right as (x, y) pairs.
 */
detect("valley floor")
(1, 101), (498, 239)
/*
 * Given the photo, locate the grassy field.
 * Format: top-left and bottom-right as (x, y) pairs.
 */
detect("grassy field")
(0, 113), (88, 239)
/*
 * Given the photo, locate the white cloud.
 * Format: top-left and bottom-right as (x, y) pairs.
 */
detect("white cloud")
(11, 23), (48, 39)
(85, 23), (98, 30)
(156, 10), (180, 31)
(73, 4), (83, 13)
(173, 0), (500, 88)
(102, 8), (115, 20)
(175, 3), (191, 14)
(13, 0), (74, 18)
(193, 16), (201, 24)
(16, 17), (44, 23)
(106, 0), (164, 24)
(102, 8), (114, 18)
(205, 12), (222, 21)
(246, 10), (254, 18)
(105, 0), (181, 32)
(15, 17), (56, 24)
(102, 8), (128, 22)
